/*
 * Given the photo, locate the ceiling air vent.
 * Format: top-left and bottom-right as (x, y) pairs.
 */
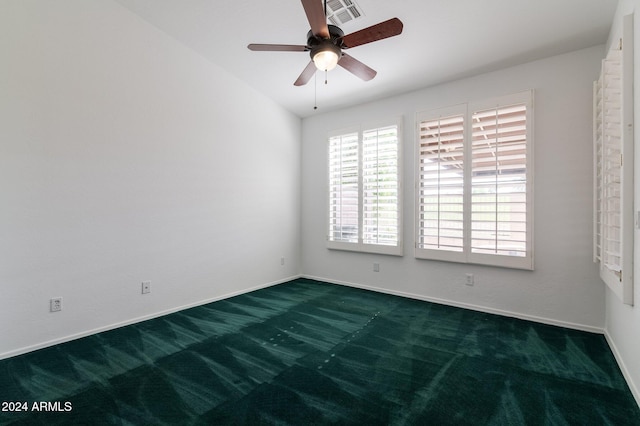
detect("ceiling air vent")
(326, 0), (364, 26)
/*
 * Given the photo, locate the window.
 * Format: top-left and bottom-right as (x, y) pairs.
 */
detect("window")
(416, 91), (533, 270)
(593, 14), (634, 305)
(328, 119), (402, 255)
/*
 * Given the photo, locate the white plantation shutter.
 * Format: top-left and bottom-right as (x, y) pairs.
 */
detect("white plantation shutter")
(363, 126), (399, 246)
(470, 104), (528, 258)
(416, 107), (466, 262)
(415, 92), (533, 269)
(593, 14), (634, 306)
(601, 52), (622, 275)
(593, 77), (603, 264)
(328, 131), (359, 243)
(328, 119), (402, 255)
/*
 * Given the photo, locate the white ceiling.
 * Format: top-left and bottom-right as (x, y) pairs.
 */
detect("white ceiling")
(114, 0), (618, 118)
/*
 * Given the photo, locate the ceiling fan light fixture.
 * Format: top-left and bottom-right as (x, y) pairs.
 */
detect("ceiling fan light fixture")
(311, 43), (341, 71)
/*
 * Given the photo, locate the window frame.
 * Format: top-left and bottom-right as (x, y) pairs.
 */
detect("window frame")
(327, 117), (403, 256)
(415, 91), (534, 270)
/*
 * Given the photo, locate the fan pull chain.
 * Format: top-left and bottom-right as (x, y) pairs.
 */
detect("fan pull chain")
(325, 69), (328, 85)
(313, 71), (318, 110)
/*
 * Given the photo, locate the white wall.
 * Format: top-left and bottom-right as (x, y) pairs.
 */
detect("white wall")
(0, 0), (301, 358)
(604, 0), (640, 406)
(302, 45), (606, 331)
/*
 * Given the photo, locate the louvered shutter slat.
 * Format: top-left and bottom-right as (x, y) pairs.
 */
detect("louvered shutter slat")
(362, 126), (400, 246)
(328, 133), (359, 243)
(470, 103), (528, 257)
(417, 114), (465, 252)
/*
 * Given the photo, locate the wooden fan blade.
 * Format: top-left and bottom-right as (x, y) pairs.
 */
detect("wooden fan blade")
(301, 0), (329, 39)
(341, 18), (403, 48)
(248, 44), (308, 52)
(294, 61), (317, 86)
(338, 53), (376, 81)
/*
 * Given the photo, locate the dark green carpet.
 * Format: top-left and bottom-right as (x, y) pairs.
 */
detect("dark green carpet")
(1, 278), (639, 425)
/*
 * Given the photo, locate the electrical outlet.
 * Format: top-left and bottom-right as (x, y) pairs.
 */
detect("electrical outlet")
(465, 273), (474, 286)
(141, 281), (151, 294)
(373, 263), (380, 272)
(50, 297), (62, 312)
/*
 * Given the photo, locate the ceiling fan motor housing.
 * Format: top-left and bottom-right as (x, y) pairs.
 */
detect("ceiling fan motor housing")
(306, 24), (344, 43)
(307, 24), (345, 57)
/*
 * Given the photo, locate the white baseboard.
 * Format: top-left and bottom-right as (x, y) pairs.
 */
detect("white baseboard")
(604, 329), (640, 408)
(0, 272), (609, 357)
(302, 274), (605, 334)
(0, 274), (302, 361)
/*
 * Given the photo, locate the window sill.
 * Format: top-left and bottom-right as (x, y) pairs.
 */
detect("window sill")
(328, 241), (403, 256)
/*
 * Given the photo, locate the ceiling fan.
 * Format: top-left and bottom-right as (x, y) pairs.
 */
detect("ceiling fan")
(248, 0), (403, 86)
